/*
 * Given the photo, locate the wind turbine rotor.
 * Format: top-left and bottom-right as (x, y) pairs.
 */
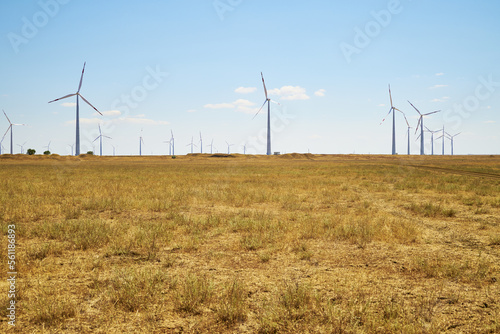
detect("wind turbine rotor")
(253, 100), (268, 120)
(79, 94), (102, 115)
(388, 84), (394, 108)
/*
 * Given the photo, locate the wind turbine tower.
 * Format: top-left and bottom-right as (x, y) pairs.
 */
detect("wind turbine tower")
(170, 130), (175, 156)
(199, 132), (203, 154)
(48, 62), (102, 156)
(408, 101), (440, 155)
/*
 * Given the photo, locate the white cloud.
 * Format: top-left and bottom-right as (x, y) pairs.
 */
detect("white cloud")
(203, 99), (257, 114)
(268, 86), (310, 100)
(314, 89), (326, 97)
(484, 120), (496, 124)
(435, 72), (445, 76)
(61, 102), (76, 107)
(68, 116), (169, 126)
(378, 103), (386, 107)
(204, 103), (234, 109)
(235, 87), (257, 94)
(431, 96), (450, 102)
(429, 84), (448, 89)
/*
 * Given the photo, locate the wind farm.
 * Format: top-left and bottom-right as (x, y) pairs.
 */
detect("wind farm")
(1, 2), (499, 333)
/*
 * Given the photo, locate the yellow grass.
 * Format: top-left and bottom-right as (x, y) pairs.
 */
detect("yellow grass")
(1, 153), (499, 333)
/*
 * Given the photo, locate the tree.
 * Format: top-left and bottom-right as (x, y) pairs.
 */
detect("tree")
(27, 148), (35, 155)
(86, 151), (94, 155)
(43, 150), (50, 155)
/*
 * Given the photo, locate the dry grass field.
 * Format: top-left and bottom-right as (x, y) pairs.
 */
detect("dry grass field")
(1, 153), (499, 333)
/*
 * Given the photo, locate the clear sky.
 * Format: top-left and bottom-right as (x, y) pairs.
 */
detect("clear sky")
(0, 0), (499, 155)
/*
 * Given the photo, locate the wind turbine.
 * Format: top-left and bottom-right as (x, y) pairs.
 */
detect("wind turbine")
(441, 125), (445, 155)
(170, 130), (175, 156)
(243, 143), (247, 155)
(44, 141), (52, 153)
(139, 130), (145, 156)
(68, 143), (74, 156)
(2, 110), (26, 154)
(380, 85), (406, 155)
(163, 139), (171, 155)
(93, 124), (111, 156)
(408, 101), (440, 155)
(17, 142), (27, 154)
(226, 141), (234, 154)
(424, 126), (440, 155)
(253, 72), (279, 155)
(111, 145), (116, 156)
(48, 62), (102, 156)
(404, 124), (413, 155)
(208, 139), (214, 154)
(187, 136), (197, 154)
(446, 132), (461, 155)
(199, 132), (203, 154)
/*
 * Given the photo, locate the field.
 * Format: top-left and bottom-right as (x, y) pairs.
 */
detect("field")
(1, 153), (499, 333)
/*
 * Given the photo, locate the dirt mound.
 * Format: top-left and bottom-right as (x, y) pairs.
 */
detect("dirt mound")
(210, 154), (236, 158)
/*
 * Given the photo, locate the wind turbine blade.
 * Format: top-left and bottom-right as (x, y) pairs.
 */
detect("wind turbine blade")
(423, 110), (441, 116)
(252, 100), (268, 120)
(388, 84), (393, 108)
(77, 62), (86, 93)
(103, 136), (112, 139)
(3, 110), (11, 124)
(78, 94), (102, 115)
(415, 117), (422, 135)
(48, 93), (77, 103)
(261, 72), (268, 100)
(98, 124), (102, 135)
(379, 108), (393, 125)
(13, 124), (26, 126)
(407, 101), (422, 115)
(270, 100), (280, 105)
(398, 110), (410, 128)
(93, 136), (100, 142)
(1, 127), (10, 143)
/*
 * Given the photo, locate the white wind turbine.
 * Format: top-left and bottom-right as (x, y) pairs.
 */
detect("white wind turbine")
(226, 141), (234, 154)
(68, 143), (74, 156)
(93, 124), (111, 156)
(2, 110), (26, 154)
(446, 132), (461, 156)
(44, 141), (52, 153)
(208, 139), (214, 154)
(380, 85), (406, 155)
(17, 141), (27, 154)
(139, 130), (145, 156)
(111, 145), (116, 156)
(424, 126), (440, 155)
(408, 101), (440, 155)
(170, 130), (175, 156)
(253, 72), (280, 155)
(48, 62), (102, 156)
(187, 136), (197, 154)
(199, 132), (203, 154)
(163, 139), (171, 155)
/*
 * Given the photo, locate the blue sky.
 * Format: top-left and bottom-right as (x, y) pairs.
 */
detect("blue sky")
(0, 0), (499, 155)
